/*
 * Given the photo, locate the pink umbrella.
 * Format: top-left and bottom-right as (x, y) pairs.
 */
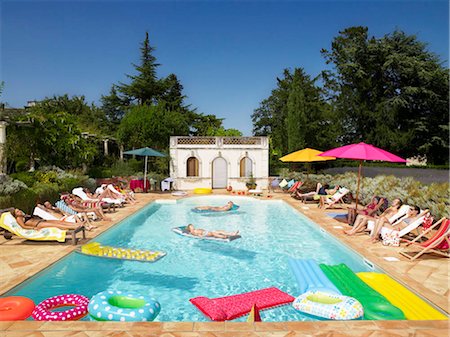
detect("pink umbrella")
(318, 142), (406, 208)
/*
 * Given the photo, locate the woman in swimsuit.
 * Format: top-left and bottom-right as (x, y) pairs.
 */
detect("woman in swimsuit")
(186, 224), (239, 239)
(12, 209), (91, 231)
(344, 198), (403, 236)
(347, 196), (384, 225)
(195, 201), (234, 212)
(369, 205), (427, 243)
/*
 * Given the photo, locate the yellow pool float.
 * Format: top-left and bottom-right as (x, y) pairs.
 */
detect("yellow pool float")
(79, 242), (166, 263)
(357, 272), (447, 320)
(193, 188), (212, 194)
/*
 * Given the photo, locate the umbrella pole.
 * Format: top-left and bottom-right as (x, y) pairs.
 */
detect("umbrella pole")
(144, 156), (148, 192)
(355, 160), (362, 209)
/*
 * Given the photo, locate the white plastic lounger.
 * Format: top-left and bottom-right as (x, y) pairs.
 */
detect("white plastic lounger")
(33, 206), (78, 223)
(380, 210), (428, 240)
(72, 187), (124, 205)
(172, 226), (241, 242)
(367, 204), (410, 231)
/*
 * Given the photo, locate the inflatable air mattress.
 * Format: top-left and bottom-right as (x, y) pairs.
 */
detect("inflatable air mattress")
(190, 287), (294, 321)
(192, 204), (240, 213)
(288, 258), (340, 294)
(320, 264), (405, 320)
(172, 226), (241, 242)
(357, 272), (447, 320)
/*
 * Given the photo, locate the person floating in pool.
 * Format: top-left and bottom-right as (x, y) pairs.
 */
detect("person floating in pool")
(194, 201), (235, 212)
(186, 224), (239, 239)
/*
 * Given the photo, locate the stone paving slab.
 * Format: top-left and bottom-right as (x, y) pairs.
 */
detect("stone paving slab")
(0, 190), (448, 336)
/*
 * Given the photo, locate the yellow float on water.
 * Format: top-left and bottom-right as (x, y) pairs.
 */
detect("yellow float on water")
(193, 188), (212, 194)
(357, 272), (447, 320)
(79, 242), (166, 263)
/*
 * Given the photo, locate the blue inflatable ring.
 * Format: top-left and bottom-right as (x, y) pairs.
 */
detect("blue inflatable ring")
(88, 290), (160, 322)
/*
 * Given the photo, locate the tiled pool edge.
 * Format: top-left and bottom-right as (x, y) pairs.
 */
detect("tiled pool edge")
(0, 320), (448, 336)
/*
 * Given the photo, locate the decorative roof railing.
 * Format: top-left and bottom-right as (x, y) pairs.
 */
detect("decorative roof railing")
(171, 136), (267, 148)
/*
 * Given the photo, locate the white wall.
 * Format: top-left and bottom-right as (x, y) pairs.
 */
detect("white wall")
(169, 137), (269, 190)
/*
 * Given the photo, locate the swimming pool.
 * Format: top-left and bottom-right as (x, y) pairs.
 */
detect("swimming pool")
(6, 196), (376, 321)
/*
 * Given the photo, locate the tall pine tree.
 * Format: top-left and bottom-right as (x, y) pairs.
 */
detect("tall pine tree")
(118, 32), (162, 105)
(286, 75), (307, 152)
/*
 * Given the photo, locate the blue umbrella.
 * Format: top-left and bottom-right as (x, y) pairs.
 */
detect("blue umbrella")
(123, 147), (166, 191)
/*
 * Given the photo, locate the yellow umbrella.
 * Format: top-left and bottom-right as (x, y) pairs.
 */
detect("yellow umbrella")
(279, 148), (336, 162)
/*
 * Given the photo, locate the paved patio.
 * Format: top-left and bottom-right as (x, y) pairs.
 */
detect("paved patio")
(0, 191), (448, 337)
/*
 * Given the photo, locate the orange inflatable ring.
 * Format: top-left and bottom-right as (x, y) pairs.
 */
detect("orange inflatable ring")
(0, 296), (35, 321)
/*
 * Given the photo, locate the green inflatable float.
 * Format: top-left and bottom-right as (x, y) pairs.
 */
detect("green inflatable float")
(319, 264), (405, 320)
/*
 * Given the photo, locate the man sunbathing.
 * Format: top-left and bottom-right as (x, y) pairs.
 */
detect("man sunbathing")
(186, 224), (239, 239)
(12, 209), (94, 231)
(194, 201), (235, 212)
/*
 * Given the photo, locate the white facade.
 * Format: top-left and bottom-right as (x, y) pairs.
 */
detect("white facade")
(169, 136), (269, 190)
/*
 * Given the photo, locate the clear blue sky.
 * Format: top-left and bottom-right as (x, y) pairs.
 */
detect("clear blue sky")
(1, 0), (448, 135)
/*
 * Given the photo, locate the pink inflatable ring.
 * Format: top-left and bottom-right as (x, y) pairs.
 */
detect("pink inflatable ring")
(32, 294), (90, 321)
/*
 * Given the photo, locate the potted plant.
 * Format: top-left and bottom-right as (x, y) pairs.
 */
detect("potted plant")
(245, 175), (257, 190)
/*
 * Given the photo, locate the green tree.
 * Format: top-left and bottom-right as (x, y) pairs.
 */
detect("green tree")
(35, 94), (107, 135)
(7, 104), (97, 169)
(117, 104), (190, 150)
(286, 74), (307, 152)
(117, 32), (162, 105)
(252, 68), (334, 156)
(322, 27), (449, 164)
(100, 85), (128, 132)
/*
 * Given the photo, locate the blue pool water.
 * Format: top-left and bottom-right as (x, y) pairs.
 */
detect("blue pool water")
(6, 196), (374, 321)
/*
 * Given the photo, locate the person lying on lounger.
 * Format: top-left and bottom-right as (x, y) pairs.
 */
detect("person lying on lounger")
(37, 201), (94, 226)
(346, 196), (385, 225)
(293, 183), (339, 203)
(194, 201), (235, 212)
(62, 194), (112, 221)
(344, 198), (403, 236)
(369, 206), (427, 243)
(11, 209), (94, 231)
(186, 224), (239, 239)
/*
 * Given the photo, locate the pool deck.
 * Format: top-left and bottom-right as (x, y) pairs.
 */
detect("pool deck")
(0, 191), (448, 336)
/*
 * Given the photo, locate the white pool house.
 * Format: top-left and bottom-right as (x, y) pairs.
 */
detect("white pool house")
(169, 136), (269, 191)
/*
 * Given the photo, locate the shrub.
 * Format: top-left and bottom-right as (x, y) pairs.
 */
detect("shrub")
(10, 172), (36, 187)
(15, 160), (29, 172)
(282, 170), (449, 219)
(110, 160), (141, 177)
(0, 175), (28, 196)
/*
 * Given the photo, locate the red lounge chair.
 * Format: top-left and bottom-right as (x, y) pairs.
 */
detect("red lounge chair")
(399, 218), (450, 261)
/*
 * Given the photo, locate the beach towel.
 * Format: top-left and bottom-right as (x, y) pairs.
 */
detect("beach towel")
(0, 212), (66, 242)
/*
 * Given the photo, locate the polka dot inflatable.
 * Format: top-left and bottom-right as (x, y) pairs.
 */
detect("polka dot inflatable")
(32, 294), (89, 321)
(293, 291), (363, 320)
(88, 290), (160, 322)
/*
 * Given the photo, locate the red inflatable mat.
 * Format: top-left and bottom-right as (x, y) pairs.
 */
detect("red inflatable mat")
(190, 287), (294, 321)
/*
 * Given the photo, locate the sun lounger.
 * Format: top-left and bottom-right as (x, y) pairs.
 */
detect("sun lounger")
(0, 211), (85, 245)
(33, 206), (78, 223)
(399, 218), (450, 260)
(322, 188), (350, 209)
(367, 204), (410, 232)
(72, 187), (123, 206)
(55, 200), (97, 221)
(379, 210), (429, 246)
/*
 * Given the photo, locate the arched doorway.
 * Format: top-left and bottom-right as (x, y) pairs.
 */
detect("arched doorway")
(212, 157), (227, 188)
